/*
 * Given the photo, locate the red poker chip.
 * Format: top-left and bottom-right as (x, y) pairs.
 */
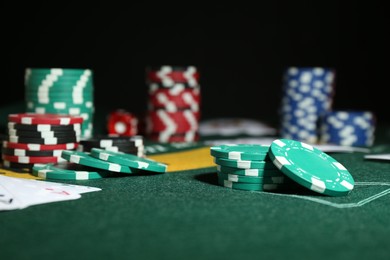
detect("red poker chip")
(8, 113), (84, 125)
(3, 140), (79, 151)
(146, 67), (200, 84)
(148, 89), (200, 111)
(148, 131), (199, 143)
(2, 154), (65, 164)
(107, 110), (138, 136)
(146, 110), (200, 133)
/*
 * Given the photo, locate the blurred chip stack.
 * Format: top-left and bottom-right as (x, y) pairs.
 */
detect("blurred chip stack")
(24, 68), (94, 139)
(145, 65), (201, 142)
(279, 67), (335, 144)
(319, 110), (376, 147)
(2, 113), (82, 171)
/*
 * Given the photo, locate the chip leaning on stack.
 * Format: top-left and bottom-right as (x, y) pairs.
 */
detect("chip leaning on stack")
(210, 139), (355, 196)
(145, 65), (201, 143)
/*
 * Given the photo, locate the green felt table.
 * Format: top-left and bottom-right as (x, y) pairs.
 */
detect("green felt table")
(1, 102), (390, 260)
(2, 141), (390, 260)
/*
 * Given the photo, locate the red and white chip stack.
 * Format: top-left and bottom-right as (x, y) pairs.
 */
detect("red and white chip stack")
(145, 65), (201, 142)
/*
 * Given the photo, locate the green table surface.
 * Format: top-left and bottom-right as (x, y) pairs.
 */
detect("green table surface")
(2, 146), (390, 260)
(1, 103), (390, 260)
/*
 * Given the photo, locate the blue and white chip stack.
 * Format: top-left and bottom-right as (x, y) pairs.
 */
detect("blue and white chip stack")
(279, 67), (335, 144)
(24, 68), (94, 139)
(319, 111), (376, 147)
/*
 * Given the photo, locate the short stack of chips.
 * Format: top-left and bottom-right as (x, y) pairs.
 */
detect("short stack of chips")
(2, 113), (83, 170)
(210, 140), (355, 196)
(145, 65), (201, 142)
(31, 148), (167, 180)
(78, 135), (144, 157)
(107, 109), (138, 136)
(279, 67), (335, 144)
(319, 110), (376, 147)
(210, 144), (295, 192)
(24, 68), (94, 139)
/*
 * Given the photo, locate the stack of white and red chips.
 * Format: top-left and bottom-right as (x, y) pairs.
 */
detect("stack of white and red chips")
(145, 65), (201, 142)
(2, 113), (83, 171)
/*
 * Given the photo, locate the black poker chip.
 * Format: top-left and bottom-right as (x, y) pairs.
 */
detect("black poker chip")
(7, 122), (81, 132)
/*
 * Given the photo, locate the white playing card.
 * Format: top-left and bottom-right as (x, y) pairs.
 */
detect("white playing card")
(0, 182), (21, 210)
(0, 175), (101, 211)
(364, 153), (390, 161)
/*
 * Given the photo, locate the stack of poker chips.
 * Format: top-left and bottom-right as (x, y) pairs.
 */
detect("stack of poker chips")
(24, 68), (94, 139)
(145, 65), (201, 143)
(2, 113), (82, 171)
(319, 110), (376, 147)
(210, 144), (296, 192)
(107, 109), (138, 136)
(279, 67), (335, 144)
(78, 135), (144, 157)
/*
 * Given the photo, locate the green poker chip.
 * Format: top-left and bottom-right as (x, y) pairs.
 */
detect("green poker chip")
(90, 148), (167, 173)
(32, 162), (113, 180)
(269, 139), (355, 196)
(217, 165), (283, 177)
(26, 68), (92, 76)
(61, 150), (134, 174)
(217, 171), (289, 184)
(210, 144), (270, 161)
(217, 178), (290, 192)
(214, 157), (277, 170)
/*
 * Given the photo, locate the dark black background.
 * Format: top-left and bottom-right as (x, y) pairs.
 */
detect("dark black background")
(1, 1), (389, 127)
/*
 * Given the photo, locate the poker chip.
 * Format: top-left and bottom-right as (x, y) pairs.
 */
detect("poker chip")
(148, 131), (199, 143)
(210, 144), (270, 161)
(90, 148), (167, 173)
(319, 110), (376, 147)
(2, 154), (66, 164)
(8, 129), (80, 138)
(32, 162), (114, 180)
(3, 141), (78, 151)
(8, 113), (84, 125)
(2, 160), (34, 171)
(61, 150), (134, 174)
(214, 157), (277, 170)
(1, 147), (63, 157)
(8, 122), (81, 132)
(217, 178), (291, 192)
(217, 171), (289, 184)
(107, 109), (138, 136)
(216, 165), (283, 177)
(269, 139), (355, 196)
(8, 135), (79, 145)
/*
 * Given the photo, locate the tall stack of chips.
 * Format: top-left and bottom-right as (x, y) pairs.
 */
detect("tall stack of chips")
(279, 67), (335, 144)
(24, 68), (94, 139)
(145, 65), (201, 142)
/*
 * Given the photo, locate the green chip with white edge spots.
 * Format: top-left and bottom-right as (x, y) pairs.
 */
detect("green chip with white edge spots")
(217, 177), (290, 191)
(217, 165), (283, 177)
(217, 171), (289, 184)
(269, 139), (355, 196)
(214, 157), (278, 170)
(32, 162), (113, 180)
(61, 150), (134, 174)
(90, 148), (167, 173)
(210, 144), (270, 161)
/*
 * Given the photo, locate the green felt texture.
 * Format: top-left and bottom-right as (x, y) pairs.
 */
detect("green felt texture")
(2, 151), (390, 260)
